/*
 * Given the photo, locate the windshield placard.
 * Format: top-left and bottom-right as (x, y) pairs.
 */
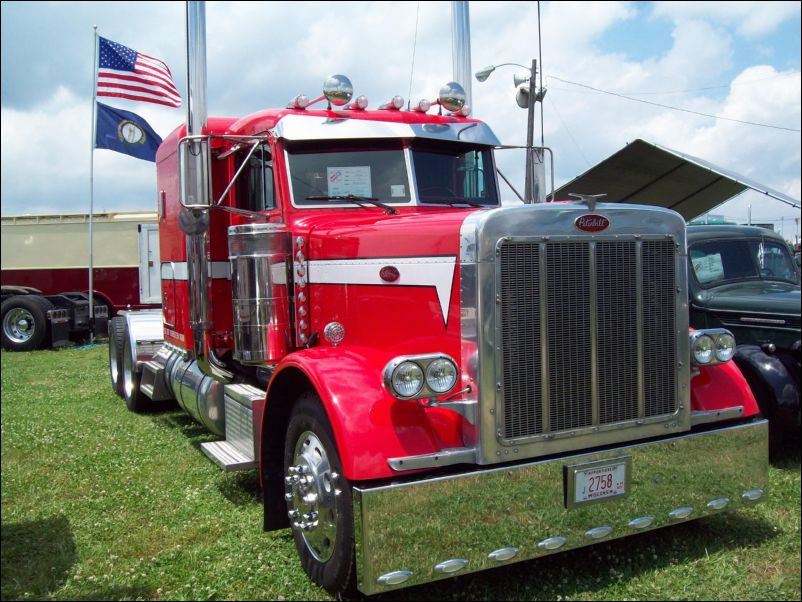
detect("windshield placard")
(327, 166), (372, 198)
(692, 253), (725, 284)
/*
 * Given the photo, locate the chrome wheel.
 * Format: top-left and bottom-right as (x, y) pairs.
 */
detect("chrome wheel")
(285, 431), (339, 562)
(123, 340), (136, 400)
(3, 308), (36, 343)
(109, 335), (120, 386)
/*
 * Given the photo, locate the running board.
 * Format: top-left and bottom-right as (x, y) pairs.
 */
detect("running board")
(200, 383), (264, 471)
(200, 440), (257, 471)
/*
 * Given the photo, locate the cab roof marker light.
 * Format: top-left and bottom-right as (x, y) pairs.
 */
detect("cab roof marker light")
(346, 95), (369, 110)
(380, 95), (405, 110)
(286, 94), (310, 110)
(410, 98), (431, 113)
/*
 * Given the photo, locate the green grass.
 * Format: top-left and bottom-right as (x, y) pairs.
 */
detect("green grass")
(1, 345), (800, 601)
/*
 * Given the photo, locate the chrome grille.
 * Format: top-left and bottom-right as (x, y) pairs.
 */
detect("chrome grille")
(643, 241), (677, 418)
(498, 238), (677, 441)
(545, 243), (591, 432)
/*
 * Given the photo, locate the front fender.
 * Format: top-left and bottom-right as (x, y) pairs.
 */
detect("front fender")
(266, 345), (466, 481)
(733, 345), (800, 417)
(691, 359), (760, 417)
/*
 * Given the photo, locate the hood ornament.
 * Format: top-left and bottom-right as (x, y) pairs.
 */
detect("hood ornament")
(568, 193), (606, 212)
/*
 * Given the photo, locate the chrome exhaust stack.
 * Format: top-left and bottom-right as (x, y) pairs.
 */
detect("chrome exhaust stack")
(181, 0), (233, 383)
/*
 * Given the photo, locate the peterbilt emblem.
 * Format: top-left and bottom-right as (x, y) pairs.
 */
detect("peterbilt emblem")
(575, 214), (610, 232)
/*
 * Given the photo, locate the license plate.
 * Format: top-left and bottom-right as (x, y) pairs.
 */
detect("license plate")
(565, 456), (631, 508)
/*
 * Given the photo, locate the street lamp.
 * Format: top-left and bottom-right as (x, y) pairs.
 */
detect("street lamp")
(475, 60), (545, 202)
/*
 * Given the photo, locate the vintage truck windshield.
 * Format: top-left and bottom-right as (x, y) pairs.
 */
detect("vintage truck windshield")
(286, 140), (499, 207)
(690, 238), (800, 287)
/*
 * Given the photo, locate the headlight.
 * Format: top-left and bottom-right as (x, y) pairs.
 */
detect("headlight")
(690, 329), (736, 366)
(390, 361), (424, 398)
(692, 334), (715, 365)
(425, 358), (458, 394)
(385, 354), (460, 400)
(715, 332), (736, 362)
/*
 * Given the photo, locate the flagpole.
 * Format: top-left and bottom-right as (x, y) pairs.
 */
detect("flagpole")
(89, 25), (98, 343)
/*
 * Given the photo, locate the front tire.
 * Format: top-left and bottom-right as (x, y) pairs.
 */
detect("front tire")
(284, 393), (355, 596)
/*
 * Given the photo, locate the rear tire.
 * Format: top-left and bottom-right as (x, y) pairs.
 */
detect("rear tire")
(108, 317), (127, 397)
(1, 295), (52, 351)
(283, 393), (356, 596)
(121, 328), (151, 412)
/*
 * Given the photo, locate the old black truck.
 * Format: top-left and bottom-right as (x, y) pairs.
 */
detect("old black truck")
(687, 224), (801, 449)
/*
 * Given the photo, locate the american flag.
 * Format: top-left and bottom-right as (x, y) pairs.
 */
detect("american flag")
(97, 36), (181, 108)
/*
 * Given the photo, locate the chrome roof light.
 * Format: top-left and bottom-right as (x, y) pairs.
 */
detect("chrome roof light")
(438, 81), (467, 113)
(323, 74), (353, 107)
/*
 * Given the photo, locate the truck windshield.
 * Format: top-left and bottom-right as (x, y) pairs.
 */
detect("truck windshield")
(285, 140), (499, 207)
(287, 140), (411, 206)
(690, 238), (800, 287)
(411, 142), (499, 206)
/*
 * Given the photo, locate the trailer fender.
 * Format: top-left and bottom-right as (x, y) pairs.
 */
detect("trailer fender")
(691, 358), (760, 417)
(263, 346), (461, 483)
(733, 345), (800, 419)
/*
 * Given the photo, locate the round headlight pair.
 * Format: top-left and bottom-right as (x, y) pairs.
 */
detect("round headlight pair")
(691, 330), (736, 365)
(387, 356), (458, 399)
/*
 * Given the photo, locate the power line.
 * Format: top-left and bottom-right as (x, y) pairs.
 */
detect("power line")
(614, 74), (789, 96)
(547, 75), (801, 133)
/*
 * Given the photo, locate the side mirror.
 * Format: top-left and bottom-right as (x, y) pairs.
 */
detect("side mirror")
(178, 136), (211, 208)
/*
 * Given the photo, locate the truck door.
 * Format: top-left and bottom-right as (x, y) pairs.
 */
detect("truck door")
(138, 224), (162, 304)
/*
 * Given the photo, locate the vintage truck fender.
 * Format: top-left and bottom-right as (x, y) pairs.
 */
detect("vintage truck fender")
(691, 358), (761, 416)
(732, 344), (800, 419)
(262, 345), (466, 483)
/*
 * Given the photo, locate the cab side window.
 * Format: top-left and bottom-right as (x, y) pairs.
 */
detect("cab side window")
(236, 145), (275, 212)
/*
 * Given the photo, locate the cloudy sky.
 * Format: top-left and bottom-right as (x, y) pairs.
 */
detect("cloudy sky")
(2, 1), (800, 240)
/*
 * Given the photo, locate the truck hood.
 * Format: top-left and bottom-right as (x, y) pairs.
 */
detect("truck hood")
(297, 209), (476, 259)
(693, 281), (801, 316)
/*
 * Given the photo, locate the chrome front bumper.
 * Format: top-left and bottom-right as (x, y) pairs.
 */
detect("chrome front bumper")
(353, 420), (768, 595)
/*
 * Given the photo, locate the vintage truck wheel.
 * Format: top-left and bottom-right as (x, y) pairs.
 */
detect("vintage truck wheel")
(1, 295), (52, 351)
(284, 393), (356, 595)
(108, 317), (126, 397)
(121, 329), (150, 412)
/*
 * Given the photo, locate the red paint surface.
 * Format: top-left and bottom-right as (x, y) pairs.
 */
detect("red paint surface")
(691, 361), (760, 416)
(267, 346), (467, 481)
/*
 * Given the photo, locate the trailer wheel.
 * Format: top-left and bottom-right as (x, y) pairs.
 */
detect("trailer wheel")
(121, 328), (150, 412)
(108, 317), (127, 397)
(284, 393), (356, 596)
(1, 295), (52, 351)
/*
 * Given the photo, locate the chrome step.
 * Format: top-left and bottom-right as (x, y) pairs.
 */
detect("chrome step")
(200, 440), (257, 471)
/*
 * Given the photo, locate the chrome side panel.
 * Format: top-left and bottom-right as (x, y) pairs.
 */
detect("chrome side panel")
(354, 420), (768, 595)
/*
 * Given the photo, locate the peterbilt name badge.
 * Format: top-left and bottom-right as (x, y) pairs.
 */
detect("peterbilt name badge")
(575, 214), (610, 232)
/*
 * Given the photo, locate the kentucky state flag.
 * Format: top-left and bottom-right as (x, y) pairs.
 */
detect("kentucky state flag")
(95, 101), (162, 162)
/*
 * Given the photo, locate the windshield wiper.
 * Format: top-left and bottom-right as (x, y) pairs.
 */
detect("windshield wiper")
(306, 194), (397, 215)
(421, 198), (485, 208)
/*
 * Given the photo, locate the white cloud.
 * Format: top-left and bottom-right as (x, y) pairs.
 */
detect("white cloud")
(651, 1), (800, 38)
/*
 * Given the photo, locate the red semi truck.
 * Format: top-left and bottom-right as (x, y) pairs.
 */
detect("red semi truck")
(1, 211), (161, 351)
(108, 73), (769, 595)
